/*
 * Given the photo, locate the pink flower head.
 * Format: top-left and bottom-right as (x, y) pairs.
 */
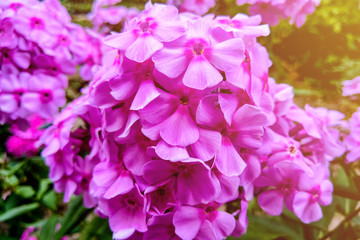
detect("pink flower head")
(153, 19), (245, 90)
(98, 186), (147, 239)
(173, 203), (236, 240)
(256, 161), (305, 215)
(293, 166), (333, 223)
(104, 3), (186, 62)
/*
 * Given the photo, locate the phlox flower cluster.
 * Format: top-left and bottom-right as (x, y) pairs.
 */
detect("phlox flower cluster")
(88, 0), (139, 34)
(236, 0), (321, 27)
(39, 2), (344, 239)
(0, 0), (102, 125)
(342, 76), (360, 163)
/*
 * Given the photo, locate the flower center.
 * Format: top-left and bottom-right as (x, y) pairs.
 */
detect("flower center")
(288, 145), (297, 155)
(179, 96), (189, 105)
(40, 90), (53, 103)
(30, 17), (44, 29)
(139, 21), (151, 32)
(192, 43), (205, 55)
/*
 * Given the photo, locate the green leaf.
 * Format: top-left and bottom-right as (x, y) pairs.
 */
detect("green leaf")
(0, 203), (39, 222)
(15, 186), (36, 199)
(54, 196), (92, 240)
(239, 214), (303, 240)
(39, 216), (58, 240)
(41, 191), (57, 210)
(79, 215), (112, 240)
(37, 179), (52, 199)
(5, 175), (19, 187)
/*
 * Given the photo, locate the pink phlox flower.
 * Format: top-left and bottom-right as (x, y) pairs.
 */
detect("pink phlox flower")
(21, 73), (66, 119)
(139, 84), (202, 148)
(255, 161), (305, 215)
(104, 3), (186, 62)
(144, 181), (177, 214)
(143, 158), (218, 205)
(196, 94), (268, 176)
(91, 161), (134, 199)
(173, 203), (236, 240)
(153, 18), (245, 90)
(144, 212), (181, 240)
(109, 58), (160, 111)
(98, 186), (148, 239)
(267, 136), (313, 174)
(14, 4), (63, 44)
(293, 165), (333, 223)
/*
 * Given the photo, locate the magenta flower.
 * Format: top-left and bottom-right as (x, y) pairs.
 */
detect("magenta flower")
(173, 203), (236, 240)
(144, 213), (181, 240)
(104, 3), (185, 62)
(143, 158), (217, 204)
(153, 19), (245, 89)
(256, 161), (305, 215)
(293, 166), (333, 223)
(98, 186), (147, 239)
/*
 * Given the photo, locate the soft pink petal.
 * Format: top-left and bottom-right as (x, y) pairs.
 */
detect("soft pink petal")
(293, 192), (322, 223)
(104, 171), (134, 199)
(215, 137), (246, 177)
(152, 47), (189, 78)
(130, 79), (160, 110)
(211, 211), (236, 239)
(319, 180), (333, 206)
(110, 74), (138, 101)
(155, 140), (189, 161)
(153, 20), (186, 42)
(207, 38), (245, 71)
(104, 31), (137, 50)
(160, 105), (199, 147)
(124, 144), (151, 176)
(183, 55), (222, 90)
(173, 206), (203, 240)
(218, 93), (238, 126)
(191, 129), (221, 161)
(0, 94), (18, 113)
(196, 220), (217, 240)
(258, 189), (284, 215)
(231, 104), (268, 130)
(196, 95), (224, 128)
(126, 33), (163, 63)
(177, 162), (217, 204)
(143, 160), (176, 185)
(90, 81), (118, 108)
